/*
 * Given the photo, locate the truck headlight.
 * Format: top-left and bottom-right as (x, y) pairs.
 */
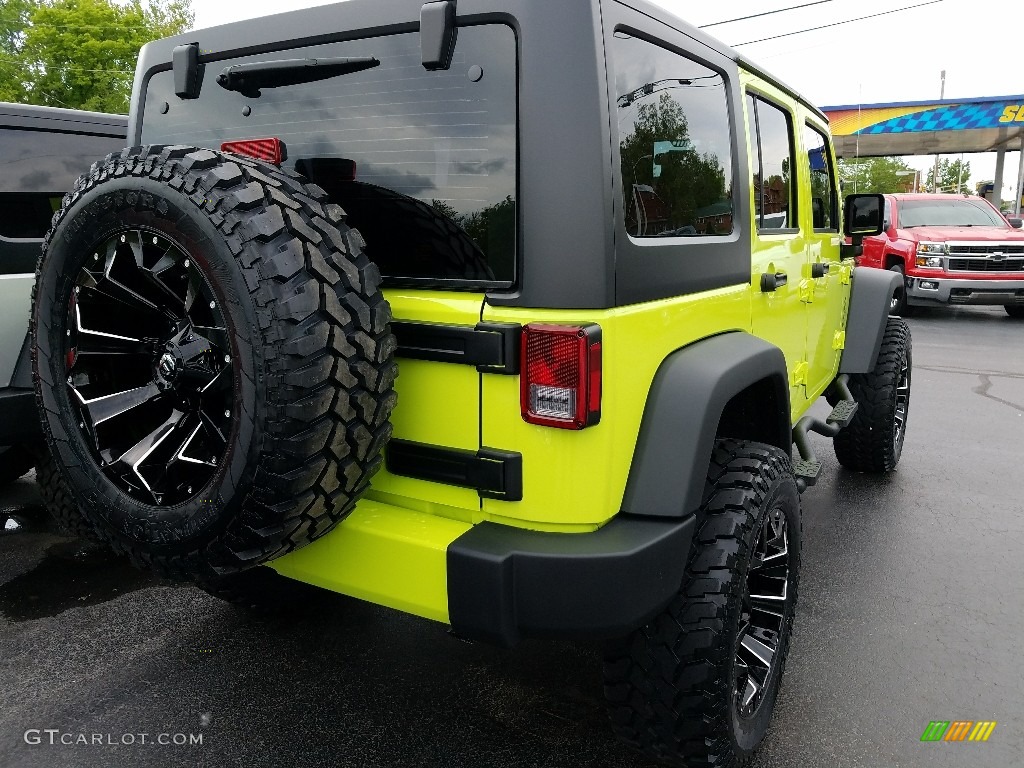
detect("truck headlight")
(915, 242), (946, 268)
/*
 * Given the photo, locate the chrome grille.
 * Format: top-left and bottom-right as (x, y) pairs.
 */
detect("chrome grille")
(946, 242), (1024, 272)
(948, 258), (1024, 272)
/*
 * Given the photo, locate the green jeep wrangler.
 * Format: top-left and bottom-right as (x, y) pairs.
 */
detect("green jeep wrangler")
(32, 0), (910, 764)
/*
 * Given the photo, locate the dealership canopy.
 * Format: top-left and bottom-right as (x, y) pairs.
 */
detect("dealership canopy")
(822, 95), (1024, 157)
(822, 95), (1024, 212)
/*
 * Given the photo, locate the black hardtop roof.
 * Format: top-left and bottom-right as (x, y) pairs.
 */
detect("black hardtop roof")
(0, 102), (127, 134)
(137, 0), (825, 124)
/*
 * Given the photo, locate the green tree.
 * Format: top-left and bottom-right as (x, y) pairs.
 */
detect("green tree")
(0, 0), (33, 101)
(837, 156), (915, 195)
(1, 0), (192, 112)
(926, 158), (971, 193)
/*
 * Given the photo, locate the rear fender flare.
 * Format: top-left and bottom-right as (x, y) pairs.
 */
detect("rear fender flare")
(620, 332), (790, 519)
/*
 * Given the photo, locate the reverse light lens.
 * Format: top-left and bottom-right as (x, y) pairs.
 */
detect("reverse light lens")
(521, 324), (602, 429)
(221, 138), (286, 164)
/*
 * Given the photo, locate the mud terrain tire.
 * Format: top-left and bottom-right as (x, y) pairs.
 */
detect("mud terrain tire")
(32, 146), (397, 579)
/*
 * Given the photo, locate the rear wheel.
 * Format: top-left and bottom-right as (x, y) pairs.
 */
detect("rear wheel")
(33, 146), (397, 580)
(604, 439), (801, 767)
(833, 317), (912, 473)
(1004, 304), (1024, 318)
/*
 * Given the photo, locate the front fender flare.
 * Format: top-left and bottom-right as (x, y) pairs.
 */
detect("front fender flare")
(839, 266), (900, 374)
(620, 332), (790, 519)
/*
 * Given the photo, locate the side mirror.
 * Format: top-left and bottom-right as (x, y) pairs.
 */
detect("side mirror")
(1008, 217), (1023, 229)
(844, 194), (885, 240)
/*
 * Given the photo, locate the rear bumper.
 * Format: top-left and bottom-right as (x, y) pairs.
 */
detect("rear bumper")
(447, 514), (693, 647)
(906, 275), (1024, 306)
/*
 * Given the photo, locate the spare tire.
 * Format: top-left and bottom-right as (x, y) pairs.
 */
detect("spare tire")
(32, 145), (397, 579)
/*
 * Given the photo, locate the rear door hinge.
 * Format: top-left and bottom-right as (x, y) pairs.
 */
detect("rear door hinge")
(790, 360), (809, 387)
(832, 330), (846, 350)
(799, 279), (814, 303)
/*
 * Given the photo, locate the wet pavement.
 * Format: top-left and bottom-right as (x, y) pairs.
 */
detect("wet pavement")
(1, 305), (1022, 768)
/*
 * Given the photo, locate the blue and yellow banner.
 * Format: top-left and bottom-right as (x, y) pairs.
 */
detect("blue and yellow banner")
(824, 98), (1024, 136)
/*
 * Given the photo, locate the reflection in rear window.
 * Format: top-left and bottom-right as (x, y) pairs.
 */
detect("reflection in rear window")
(142, 26), (518, 289)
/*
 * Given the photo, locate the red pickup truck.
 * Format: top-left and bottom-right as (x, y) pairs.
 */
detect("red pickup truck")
(858, 193), (1024, 317)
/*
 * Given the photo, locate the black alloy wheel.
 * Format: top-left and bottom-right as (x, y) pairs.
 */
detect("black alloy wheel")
(735, 505), (791, 720)
(67, 229), (233, 507)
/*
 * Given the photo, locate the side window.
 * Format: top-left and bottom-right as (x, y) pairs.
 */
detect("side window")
(804, 123), (838, 231)
(613, 33), (734, 238)
(747, 95), (796, 231)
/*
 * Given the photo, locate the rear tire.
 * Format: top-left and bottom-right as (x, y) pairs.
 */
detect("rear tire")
(833, 317), (912, 473)
(1004, 304), (1024, 318)
(36, 448), (100, 540)
(32, 146), (397, 580)
(604, 439), (801, 767)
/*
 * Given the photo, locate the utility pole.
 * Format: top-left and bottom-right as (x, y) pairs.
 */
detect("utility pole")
(932, 70), (945, 192)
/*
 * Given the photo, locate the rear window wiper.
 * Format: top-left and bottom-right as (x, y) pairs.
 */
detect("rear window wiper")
(217, 56), (379, 98)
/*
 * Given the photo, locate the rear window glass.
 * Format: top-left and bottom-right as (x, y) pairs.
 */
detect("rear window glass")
(142, 25), (518, 289)
(612, 32), (734, 238)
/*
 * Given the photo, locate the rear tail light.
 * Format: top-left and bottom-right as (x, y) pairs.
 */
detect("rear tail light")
(521, 324), (601, 429)
(221, 138), (286, 165)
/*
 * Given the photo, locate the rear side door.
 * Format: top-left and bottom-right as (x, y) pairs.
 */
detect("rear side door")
(744, 84), (808, 415)
(139, 24), (520, 516)
(801, 117), (847, 398)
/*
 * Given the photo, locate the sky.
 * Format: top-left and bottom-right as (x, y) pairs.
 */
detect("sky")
(189, 0), (1024, 199)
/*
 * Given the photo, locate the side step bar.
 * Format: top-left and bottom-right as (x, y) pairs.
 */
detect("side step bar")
(791, 375), (858, 493)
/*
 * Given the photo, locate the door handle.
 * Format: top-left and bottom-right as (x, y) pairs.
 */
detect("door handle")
(811, 262), (830, 279)
(760, 271), (788, 292)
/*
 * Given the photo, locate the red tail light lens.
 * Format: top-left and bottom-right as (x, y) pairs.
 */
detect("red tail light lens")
(221, 138), (286, 164)
(521, 324), (602, 429)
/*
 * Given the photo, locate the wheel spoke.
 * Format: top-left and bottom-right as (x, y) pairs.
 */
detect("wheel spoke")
(740, 634), (775, 670)
(115, 411), (187, 503)
(73, 382), (163, 426)
(742, 677), (759, 709)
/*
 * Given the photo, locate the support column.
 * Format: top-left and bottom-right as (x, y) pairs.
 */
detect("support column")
(1015, 135), (1024, 216)
(992, 145), (1006, 208)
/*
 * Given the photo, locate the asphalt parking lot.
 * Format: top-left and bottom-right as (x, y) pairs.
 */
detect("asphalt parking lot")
(1, 305), (1021, 768)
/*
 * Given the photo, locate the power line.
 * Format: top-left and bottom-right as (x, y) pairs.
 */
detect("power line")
(699, 0), (839, 29)
(730, 0), (944, 46)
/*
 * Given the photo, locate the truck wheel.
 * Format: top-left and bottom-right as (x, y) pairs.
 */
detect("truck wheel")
(1004, 305), (1024, 318)
(604, 439), (801, 767)
(833, 317), (911, 473)
(195, 566), (330, 613)
(33, 146), (397, 579)
(36, 447), (100, 540)
(0, 446), (34, 487)
(888, 264), (909, 316)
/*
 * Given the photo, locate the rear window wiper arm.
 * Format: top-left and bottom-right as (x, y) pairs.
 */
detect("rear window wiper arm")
(217, 56), (379, 98)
